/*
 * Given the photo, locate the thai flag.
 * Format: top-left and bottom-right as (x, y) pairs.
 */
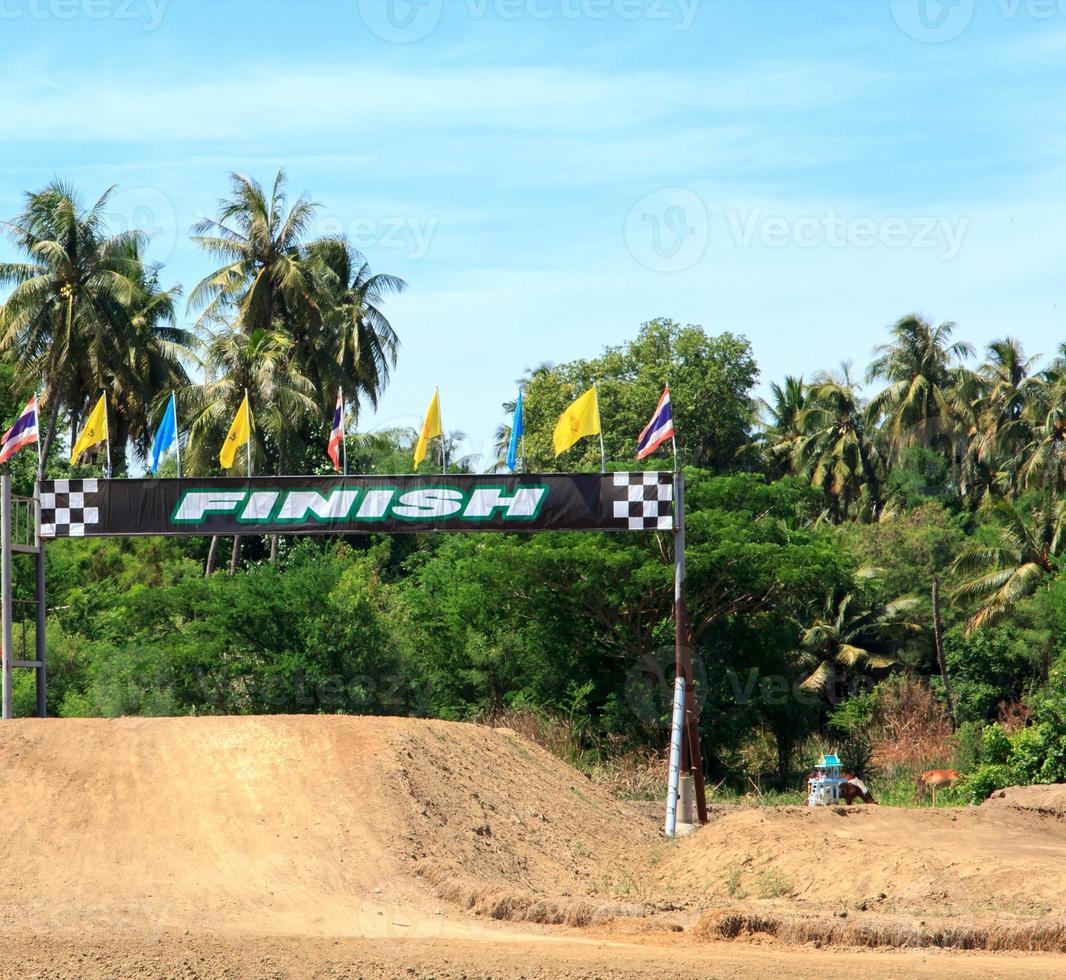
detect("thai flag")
(636, 387), (674, 460)
(327, 390), (344, 472)
(0, 395), (39, 465)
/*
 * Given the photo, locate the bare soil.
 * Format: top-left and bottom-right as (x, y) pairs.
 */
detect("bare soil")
(1, 716), (1064, 978)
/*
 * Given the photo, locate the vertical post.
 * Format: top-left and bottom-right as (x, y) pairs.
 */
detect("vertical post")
(664, 675), (685, 837)
(1, 475), (12, 720)
(35, 519), (46, 719)
(673, 470), (707, 823)
(340, 388), (348, 478)
(245, 388), (252, 479)
(103, 390), (111, 480)
(173, 391), (182, 479)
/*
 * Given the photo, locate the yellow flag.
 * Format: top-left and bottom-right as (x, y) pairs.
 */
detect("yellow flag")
(220, 393), (252, 469)
(70, 393), (108, 463)
(414, 389), (442, 467)
(553, 386), (601, 456)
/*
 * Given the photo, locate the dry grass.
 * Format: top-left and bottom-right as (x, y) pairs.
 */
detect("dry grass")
(870, 676), (956, 775)
(693, 908), (1066, 952)
(480, 706), (668, 801)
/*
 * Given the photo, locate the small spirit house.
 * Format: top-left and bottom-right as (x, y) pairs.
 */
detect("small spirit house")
(807, 753), (844, 807)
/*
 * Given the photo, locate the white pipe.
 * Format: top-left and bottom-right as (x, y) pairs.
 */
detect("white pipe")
(664, 675), (686, 837)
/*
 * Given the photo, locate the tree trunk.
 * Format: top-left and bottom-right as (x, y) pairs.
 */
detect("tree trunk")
(38, 395), (62, 480)
(270, 534), (279, 562)
(932, 576), (957, 728)
(204, 535), (220, 576)
(229, 536), (242, 576)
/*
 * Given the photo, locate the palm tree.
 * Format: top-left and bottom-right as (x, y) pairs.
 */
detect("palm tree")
(0, 181), (189, 473)
(189, 171), (320, 337)
(760, 375), (808, 477)
(867, 315), (975, 466)
(182, 327), (316, 573)
(299, 237), (404, 418)
(795, 590), (920, 693)
(952, 495), (1066, 632)
(964, 338), (1037, 502)
(784, 366), (885, 521)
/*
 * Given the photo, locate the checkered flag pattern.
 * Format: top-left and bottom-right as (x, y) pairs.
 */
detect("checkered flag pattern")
(610, 471), (674, 531)
(39, 479), (100, 538)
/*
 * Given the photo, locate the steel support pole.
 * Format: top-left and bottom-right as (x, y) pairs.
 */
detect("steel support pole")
(673, 470), (707, 823)
(35, 529), (46, 718)
(664, 675), (685, 837)
(1, 475), (12, 719)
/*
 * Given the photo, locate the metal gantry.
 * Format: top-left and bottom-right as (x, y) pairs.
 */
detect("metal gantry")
(0, 474), (46, 719)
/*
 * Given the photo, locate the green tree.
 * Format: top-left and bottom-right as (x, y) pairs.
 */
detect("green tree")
(516, 319), (757, 472)
(0, 180), (191, 473)
(866, 314), (975, 466)
(952, 496), (1066, 632)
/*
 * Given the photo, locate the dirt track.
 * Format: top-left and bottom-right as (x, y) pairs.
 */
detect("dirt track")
(1, 716), (1064, 977)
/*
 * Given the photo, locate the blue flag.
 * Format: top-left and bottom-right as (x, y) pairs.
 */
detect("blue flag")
(506, 389), (524, 471)
(150, 392), (178, 475)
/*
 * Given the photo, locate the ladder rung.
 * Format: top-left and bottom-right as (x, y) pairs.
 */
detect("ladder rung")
(10, 544), (40, 555)
(12, 660), (42, 669)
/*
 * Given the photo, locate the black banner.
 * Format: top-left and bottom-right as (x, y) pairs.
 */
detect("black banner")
(38, 472), (674, 538)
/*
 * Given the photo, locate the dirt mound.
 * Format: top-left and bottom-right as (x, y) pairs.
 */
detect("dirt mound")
(981, 783), (1066, 816)
(653, 802), (1066, 924)
(5, 716), (1066, 967)
(0, 716), (651, 937)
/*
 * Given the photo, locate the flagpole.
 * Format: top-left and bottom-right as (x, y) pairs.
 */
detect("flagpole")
(438, 388), (446, 475)
(245, 388), (252, 479)
(103, 389), (111, 480)
(595, 385), (606, 473)
(35, 393), (43, 481)
(173, 391), (182, 479)
(340, 388), (348, 478)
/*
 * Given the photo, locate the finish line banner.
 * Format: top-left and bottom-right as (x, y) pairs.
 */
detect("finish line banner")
(38, 473), (674, 538)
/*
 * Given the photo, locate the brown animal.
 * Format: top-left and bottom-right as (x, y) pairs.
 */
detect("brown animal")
(839, 775), (878, 805)
(804, 772), (879, 805)
(916, 769), (959, 806)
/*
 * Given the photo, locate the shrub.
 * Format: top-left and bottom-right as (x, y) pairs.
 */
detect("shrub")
(960, 764), (1012, 804)
(982, 724), (1012, 766)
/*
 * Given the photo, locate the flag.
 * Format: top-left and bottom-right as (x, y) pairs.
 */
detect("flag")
(70, 393), (108, 464)
(0, 395), (39, 465)
(149, 392), (178, 475)
(414, 389), (441, 467)
(327, 390), (344, 472)
(220, 392), (252, 469)
(552, 386), (600, 456)
(506, 389), (523, 471)
(636, 387), (675, 460)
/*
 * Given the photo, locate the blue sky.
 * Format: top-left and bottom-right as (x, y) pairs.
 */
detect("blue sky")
(2, 0), (1065, 467)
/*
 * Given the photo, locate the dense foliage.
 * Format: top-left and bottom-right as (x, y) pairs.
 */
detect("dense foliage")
(2, 177), (1065, 799)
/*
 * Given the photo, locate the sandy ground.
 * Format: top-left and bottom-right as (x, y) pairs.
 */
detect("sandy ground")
(1, 716), (1064, 978)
